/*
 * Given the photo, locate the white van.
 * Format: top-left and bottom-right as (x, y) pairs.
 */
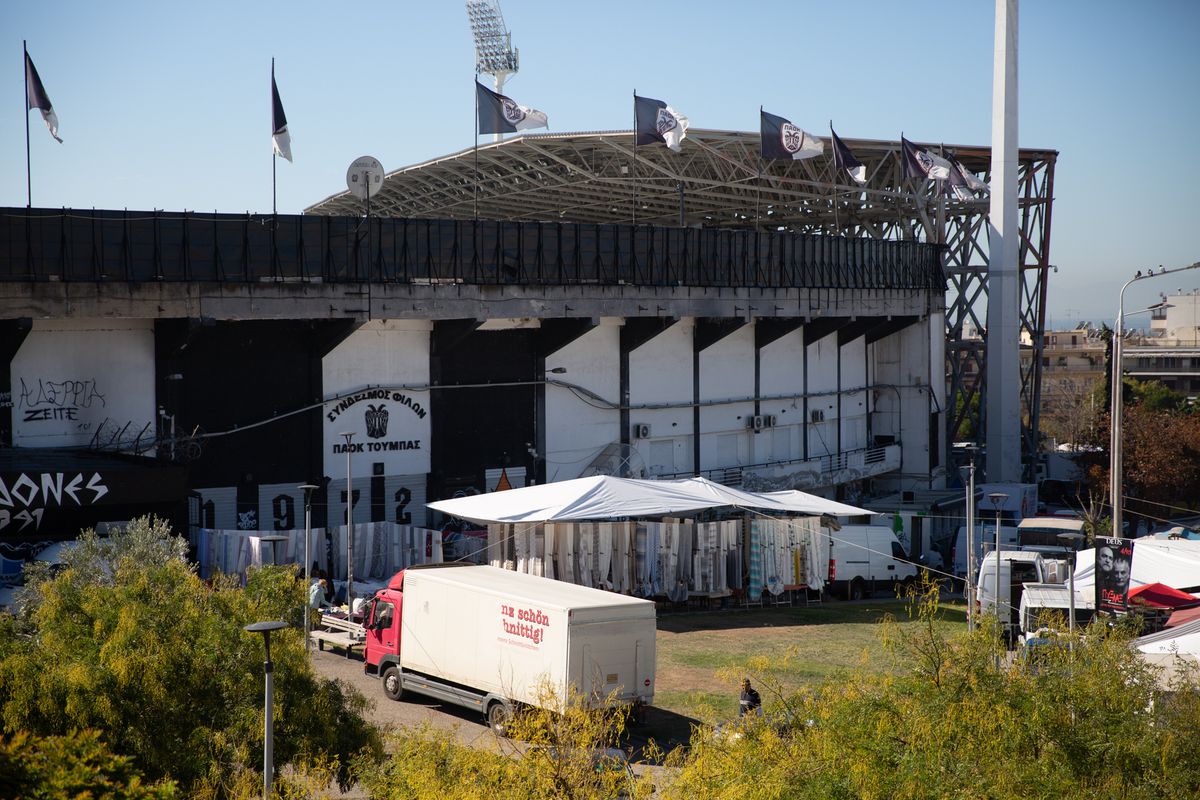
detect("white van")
(952, 524), (1019, 584)
(827, 525), (918, 600)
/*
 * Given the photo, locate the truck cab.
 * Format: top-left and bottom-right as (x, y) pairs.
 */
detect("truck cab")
(363, 569), (405, 682)
(977, 551), (1063, 641)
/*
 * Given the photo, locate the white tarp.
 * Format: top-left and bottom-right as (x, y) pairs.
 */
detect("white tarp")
(1137, 617), (1200, 656)
(426, 474), (873, 525)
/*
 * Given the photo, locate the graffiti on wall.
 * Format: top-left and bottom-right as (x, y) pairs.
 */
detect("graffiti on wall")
(0, 472), (109, 534)
(17, 377), (107, 428)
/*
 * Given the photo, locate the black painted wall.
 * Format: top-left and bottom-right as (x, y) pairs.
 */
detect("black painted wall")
(430, 327), (537, 499)
(155, 319), (330, 498)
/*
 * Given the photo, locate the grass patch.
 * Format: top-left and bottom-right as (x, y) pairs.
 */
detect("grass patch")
(653, 598), (968, 722)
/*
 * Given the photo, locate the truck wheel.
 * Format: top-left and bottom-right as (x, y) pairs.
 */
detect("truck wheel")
(848, 578), (865, 601)
(487, 701), (511, 737)
(382, 666), (404, 701)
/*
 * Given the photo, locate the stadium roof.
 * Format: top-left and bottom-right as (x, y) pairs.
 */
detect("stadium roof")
(306, 129), (1057, 233)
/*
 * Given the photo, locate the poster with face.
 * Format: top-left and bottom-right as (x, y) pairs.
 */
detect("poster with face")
(1096, 536), (1134, 613)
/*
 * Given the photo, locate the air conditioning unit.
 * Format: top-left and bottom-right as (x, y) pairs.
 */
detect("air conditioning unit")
(765, 414), (778, 427)
(749, 415), (765, 431)
(810, 409), (825, 423)
(633, 423), (651, 439)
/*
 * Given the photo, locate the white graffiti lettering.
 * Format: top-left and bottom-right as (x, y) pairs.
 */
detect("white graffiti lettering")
(0, 472), (109, 533)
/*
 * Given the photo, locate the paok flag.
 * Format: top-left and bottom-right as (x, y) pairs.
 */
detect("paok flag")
(901, 136), (951, 181)
(948, 152), (989, 193)
(476, 82), (548, 135)
(760, 109), (823, 161)
(272, 67), (292, 162)
(25, 50), (61, 143)
(831, 127), (866, 185)
(634, 94), (688, 152)
(943, 152), (989, 200)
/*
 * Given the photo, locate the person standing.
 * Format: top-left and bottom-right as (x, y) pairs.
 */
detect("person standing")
(739, 678), (762, 718)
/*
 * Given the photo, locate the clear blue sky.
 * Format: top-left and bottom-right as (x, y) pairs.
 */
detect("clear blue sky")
(4, 0), (1198, 323)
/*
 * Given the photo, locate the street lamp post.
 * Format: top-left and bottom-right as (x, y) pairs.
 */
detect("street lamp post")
(244, 620), (288, 800)
(1111, 261), (1200, 541)
(339, 432), (355, 611)
(299, 484), (319, 652)
(987, 492), (1008, 626)
(961, 460), (977, 631)
(1057, 531), (1087, 653)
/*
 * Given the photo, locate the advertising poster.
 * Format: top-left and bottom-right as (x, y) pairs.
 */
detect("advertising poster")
(1095, 536), (1134, 613)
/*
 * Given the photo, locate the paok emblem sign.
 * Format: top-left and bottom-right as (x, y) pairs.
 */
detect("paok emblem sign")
(502, 99), (526, 125)
(780, 123), (803, 153)
(655, 108), (677, 135)
(365, 403), (389, 439)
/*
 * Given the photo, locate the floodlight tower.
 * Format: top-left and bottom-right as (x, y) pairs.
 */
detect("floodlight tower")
(466, 0), (519, 142)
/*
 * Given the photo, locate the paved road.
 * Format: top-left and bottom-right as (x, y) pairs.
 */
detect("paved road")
(308, 643), (692, 759)
(308, 645), (505, 751)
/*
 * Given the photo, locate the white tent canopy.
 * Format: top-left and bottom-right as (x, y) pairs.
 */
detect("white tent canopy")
(1071, 538), (1200, 596)
(425, 474), (873, 526)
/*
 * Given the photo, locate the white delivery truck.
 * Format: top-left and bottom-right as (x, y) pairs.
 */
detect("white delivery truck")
(362, 563), (657, 735)
(827, 525), (919, 600)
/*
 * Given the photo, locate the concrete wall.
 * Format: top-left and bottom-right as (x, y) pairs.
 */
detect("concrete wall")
(759, 329), (805, 465)
(631, 319), (694, 477)
(806, 332), (840, 458)
(699, 325), (756, 470)
(11, 319), (156, 449)
(544, 320), (621, 482)
(841, 336), (868, 452)
(323, 320), (432, 527)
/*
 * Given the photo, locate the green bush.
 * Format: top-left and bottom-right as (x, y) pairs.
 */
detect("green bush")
(0, 517), (382, 798)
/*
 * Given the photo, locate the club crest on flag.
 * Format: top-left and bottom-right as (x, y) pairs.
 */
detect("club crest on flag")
(502, 98), (526, 125)
(916, 150), (936, 173)
(656, 108), (678, 135)
(781, 123), (803, 153)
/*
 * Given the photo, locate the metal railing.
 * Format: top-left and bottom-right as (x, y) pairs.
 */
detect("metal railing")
(1, 208), (946, 290)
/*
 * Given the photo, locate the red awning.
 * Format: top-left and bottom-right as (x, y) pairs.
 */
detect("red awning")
(1128, 582), (1200, 609)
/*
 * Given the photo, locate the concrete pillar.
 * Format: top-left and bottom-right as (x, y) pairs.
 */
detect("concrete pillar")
(986, 0), (1022, 482)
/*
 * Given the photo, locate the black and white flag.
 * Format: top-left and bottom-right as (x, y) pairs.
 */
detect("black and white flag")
(830, 127), (866, 185)
(634, 94), (688, 152)
(272, 65), (292, 162)
(901, 136), (951, 182)
(947, 152), (989, 195)
(476, 82), (548, 135)
(760, 109), (823, 161)
(25, 50), (61, 143)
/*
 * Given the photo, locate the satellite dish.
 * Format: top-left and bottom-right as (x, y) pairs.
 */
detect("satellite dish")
(346, 156), (384, 201)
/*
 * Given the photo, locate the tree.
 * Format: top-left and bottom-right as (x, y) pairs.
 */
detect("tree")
(0, 517), (382, 797)
(0, 729), (178, 799)
(663, 587), (1200, 800)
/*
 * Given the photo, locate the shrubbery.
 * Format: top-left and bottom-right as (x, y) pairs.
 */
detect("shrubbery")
(0, 517), (381, 798)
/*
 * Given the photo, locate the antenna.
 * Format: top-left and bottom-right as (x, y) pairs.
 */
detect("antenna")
(466, 1), (519, 141)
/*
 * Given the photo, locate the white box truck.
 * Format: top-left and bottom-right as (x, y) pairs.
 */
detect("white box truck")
(827, 525), (918, 600)
(362, 563), (657, 735)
